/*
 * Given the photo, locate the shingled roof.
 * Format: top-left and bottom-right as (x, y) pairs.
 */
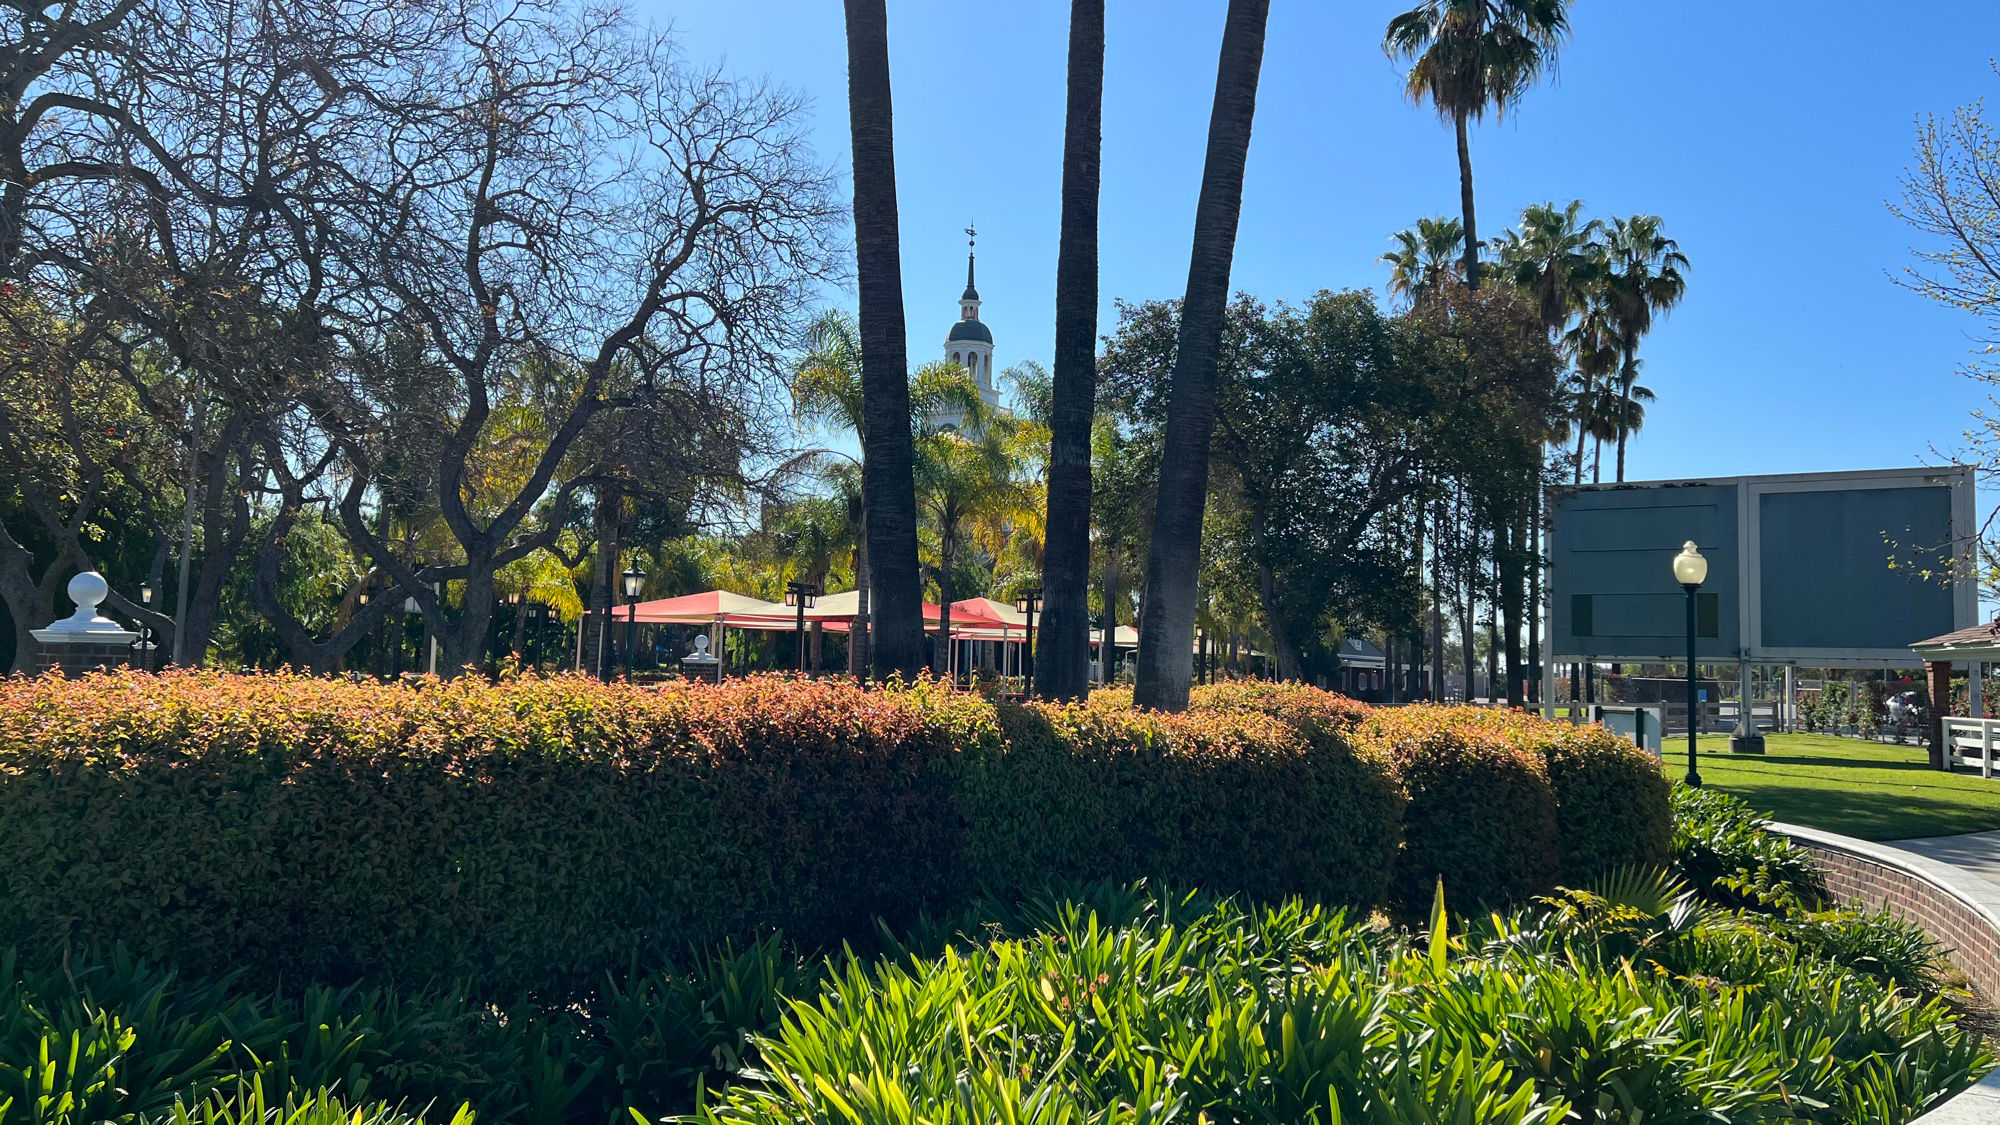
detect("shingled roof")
(1911, 620), (2000, 655)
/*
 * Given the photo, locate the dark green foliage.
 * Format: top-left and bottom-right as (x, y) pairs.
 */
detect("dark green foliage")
(1355, 704), (1563, 915)
(1671, 784), (1827, 910)
(965, 699), (1405, 909)
(1540, 723), (1673, 882)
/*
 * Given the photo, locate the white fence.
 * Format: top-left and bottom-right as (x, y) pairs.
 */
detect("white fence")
(1943, 716), (2000, 778)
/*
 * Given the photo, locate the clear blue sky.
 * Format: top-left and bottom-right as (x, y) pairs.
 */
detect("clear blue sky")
(663, 0), (1998, 484)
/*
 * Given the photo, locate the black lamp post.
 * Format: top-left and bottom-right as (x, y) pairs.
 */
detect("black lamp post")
(356, 585), (371, 677)
(784, 580), (820, 673)
(1015, 588), (1042, 690)
(1674, 540), (1709, 787)
(138, 581), (155, 672)
(621, 565), (645, 680)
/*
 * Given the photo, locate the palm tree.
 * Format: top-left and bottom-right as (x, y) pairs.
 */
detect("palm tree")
(793, 311), (874, 675)
(1581, 371), (1652, 483)
(1562, 296), (1619, 484)
(841, 0), (923, 678)
(1493, 200), (1600, 335)
(916, 418), (1019, 680)
(1381, 216), (1465, 304)
(1384, 0), (1571, 289)
(1598, 215), (1689, 481)
(1036, 0), (1105, 702)
(1133, 0), (1270, 713)
(794, 315), (986, 675)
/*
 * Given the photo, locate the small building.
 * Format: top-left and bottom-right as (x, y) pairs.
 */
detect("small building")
(1335, 635), (1386, 698)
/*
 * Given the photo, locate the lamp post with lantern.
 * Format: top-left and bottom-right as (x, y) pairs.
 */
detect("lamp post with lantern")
(784, 580), (820, 673)
(356, 584), (371, 676)
(1673, 540), (1708, 787)
(137, 581), (155, 672)
(621, 565), (644, 680)
(1015, 588), (1042, 691)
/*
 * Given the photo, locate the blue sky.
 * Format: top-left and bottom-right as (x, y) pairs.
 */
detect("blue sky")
(663, 0), (1998, 484)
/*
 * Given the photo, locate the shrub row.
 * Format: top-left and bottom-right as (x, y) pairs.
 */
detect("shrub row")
(0, 671), (1668, 995)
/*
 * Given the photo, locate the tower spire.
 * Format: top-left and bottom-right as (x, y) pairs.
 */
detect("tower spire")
(962, 222), (979, 301)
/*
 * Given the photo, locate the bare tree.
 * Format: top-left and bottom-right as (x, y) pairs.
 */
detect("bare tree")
(323, 1), (838, 674)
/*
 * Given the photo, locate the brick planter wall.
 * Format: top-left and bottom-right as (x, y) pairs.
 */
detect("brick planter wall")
(1771, 823), (2000, 1122)
(32, 640), (135, 676)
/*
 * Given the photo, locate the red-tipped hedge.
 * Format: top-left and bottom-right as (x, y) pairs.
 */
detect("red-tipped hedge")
(0, 671), (995, 997)
(1354, 705), (1564, 915)
(0, 672), (1667, 994)
(965, 700), (1404, 908)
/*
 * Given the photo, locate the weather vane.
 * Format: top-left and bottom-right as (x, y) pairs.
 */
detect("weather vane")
(965, 222), (976, 251)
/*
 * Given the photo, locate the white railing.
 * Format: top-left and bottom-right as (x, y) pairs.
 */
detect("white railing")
(1942, 716), (2000, 778)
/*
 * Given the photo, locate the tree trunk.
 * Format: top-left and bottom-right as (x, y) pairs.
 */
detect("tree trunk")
(1526, 480), (1542, 707)
(1132, 0), (1270, 712)
(843, 0), (923, 680)
(1615, 347), (1635, 483)
(1499, 502), (1525, 708)
(1033, 0), (1104, 703)
(1098, 549), (1121, 684)
(1455, 110), (1479, 289)
(1256, 558), (1302, 681)
(936, 529), (954, 679)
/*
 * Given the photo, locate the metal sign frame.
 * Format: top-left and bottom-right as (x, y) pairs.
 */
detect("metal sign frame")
(1551, 466), (1976, 669)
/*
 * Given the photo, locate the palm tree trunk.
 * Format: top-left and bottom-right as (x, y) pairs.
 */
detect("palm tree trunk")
(1098, 549), (1120, 684)
(936, 531), (954, 679)
(1572, 375), (1590, 486)
(1033, 0), (1104, 703)
(1615, 347), (1635, 483)
(1132, 0), (1270, 712)
(842, 0), (923, 679)
(1455, 110), (1479, 289)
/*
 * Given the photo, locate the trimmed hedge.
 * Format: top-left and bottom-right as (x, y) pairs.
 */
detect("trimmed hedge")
(966, 700), (1403, 908)
(1540, 721), (1673, 882)
(0, 671), (993, 997)
(0, 671), (1670, 995)
(1354, 705), (1563, 914)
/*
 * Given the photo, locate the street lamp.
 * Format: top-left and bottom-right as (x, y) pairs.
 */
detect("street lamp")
(138, 581), (155, 673)
(784, 580), (820, 673)
(1673, 540), (1709, 787)
(621, 565), (645, 680)
(1015, 588), (1042, 690)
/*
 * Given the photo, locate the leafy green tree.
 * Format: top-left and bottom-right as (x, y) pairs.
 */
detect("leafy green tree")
(1384, 0), (1571, 288)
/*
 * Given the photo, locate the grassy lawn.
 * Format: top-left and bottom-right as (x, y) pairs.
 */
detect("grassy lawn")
(1683, 732), (2000, 841)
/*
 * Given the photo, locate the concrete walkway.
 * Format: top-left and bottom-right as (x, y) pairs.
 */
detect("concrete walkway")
(1887, 830), (2000, 889)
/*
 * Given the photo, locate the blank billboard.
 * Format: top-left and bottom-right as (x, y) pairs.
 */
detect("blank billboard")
(1550, 468), (1974, 667)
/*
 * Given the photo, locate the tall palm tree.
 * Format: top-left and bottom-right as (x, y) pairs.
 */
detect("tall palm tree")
(1134, 0), (1270, 713)
(842, 0), (923, 678)
(1384, 0), (1571, 289)
(1493, 200), (1600, 336)
(1599, 214), (1689, 481)
(1562, 296), (1619, 484)
(1035, 0), (1105, 702)
(1381, 216), (1465, 304)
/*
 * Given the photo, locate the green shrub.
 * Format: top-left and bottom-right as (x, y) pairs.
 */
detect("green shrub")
(1186, 679), (1374, 736)
(1671, 785), (1826, 910)
(1354, 705), (1562, 915)
(0, 671), (994, 998)
(1538, 723), (1673, 883)
(964, 700), (1404, 910)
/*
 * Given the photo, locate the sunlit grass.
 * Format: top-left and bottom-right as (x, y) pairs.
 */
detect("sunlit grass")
(1675, 732), (2000, 840)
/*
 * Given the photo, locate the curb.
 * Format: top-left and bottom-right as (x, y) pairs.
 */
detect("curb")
(1768, 822), (2000, 1122)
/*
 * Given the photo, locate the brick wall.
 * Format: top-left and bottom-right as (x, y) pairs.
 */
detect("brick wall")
(31, 640), (136, 677)
(1776, 824), (2000, 1006)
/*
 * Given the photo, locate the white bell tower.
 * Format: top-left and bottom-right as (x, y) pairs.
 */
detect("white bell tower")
(936, 224), (1000, 431)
